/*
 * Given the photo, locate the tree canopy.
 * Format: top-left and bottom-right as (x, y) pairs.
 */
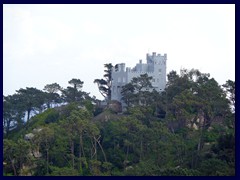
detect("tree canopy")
(94, 63), (113, 102)
(3, 68), (235, 176)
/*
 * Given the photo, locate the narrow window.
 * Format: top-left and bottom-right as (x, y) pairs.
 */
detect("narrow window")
(117, 86), (121, 93)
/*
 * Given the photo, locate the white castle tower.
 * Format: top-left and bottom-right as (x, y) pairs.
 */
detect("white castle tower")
(111, 52), (167, 104)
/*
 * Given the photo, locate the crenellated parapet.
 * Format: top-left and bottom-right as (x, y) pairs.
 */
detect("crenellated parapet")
(111, 52), (167, 104)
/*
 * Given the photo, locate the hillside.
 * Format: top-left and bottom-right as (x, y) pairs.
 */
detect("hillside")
(3, 69), (235, 176)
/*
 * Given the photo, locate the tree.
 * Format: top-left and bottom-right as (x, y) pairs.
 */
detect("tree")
(121, 73), (153, 107)
(16, 87), (46, 121)
(66, 109), (90, 171)
(34, 127), (55, 174)
(3, 139), (31, 176)
(121, 83), (135, 107)
(164, 69), (231, 168)
(131, 73), (153, 92)
(43, 83), (62, 108)
(3, 67), (235, 176)
(167, 70), (180, 86)
(43, 83), (62, 94)
(94, 63), (113, 102)
(222, 80), (235, 112)
(3, 95), (25, 134)
(61, 79), (84, 103)
(68, 79), (84, 91)
(3, 139), (18, 175)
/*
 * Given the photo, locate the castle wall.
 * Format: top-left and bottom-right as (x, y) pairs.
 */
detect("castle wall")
(111, 64), (127, 101)
(111, 52), (167, 103)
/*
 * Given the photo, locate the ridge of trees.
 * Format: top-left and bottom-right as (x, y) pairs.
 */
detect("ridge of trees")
(3, 68), (235, 176)
(3, 78), (98, 136)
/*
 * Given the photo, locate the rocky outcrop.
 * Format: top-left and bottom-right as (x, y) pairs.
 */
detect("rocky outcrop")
(108, 100), (122, 113)
(24, 128), (42, 141)
(24, 133), (35, 141)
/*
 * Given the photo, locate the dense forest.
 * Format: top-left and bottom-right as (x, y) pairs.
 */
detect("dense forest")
(3, 64), (235, 176)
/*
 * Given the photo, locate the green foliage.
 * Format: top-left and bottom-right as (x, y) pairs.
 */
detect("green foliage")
(3, 139), (32, 176)
(198, 158), (233, 176)
(83, 99), (94, 113)
(45, 109), (60, 124)
(3, 69), (235, 176)
(121, 73), (154, 107)
(222, 80), (235, 111)
(159, 167), (201, 176)
(49, 166), (79, 176)
(16, 87), (46, 120)
(28, 108), (59, 128)
(68, 79), (84, 90)
(43, 83), (62, 108)
(60, 102), (79, 118)
(94, 63), (113, 101)
(3, 94), (25, 135)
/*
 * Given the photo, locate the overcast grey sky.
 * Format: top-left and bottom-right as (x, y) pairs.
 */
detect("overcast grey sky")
(3, 4), (235, 100)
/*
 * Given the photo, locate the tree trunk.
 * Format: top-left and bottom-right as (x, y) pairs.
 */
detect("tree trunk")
(94, 136), (107, 162)
(191, 152), (195, 168)
(6, 119), (11, 136)
(140, 138), (143, 161)
(80, 135), (85, 158)
(95, 139), (97, 160)
(196, 110), (207, 167)
(126, 145), (129, 160)
(9, 156), (17, 176)
(27, 109), (31, 121)
(71, 140), (75, 169)
(46, 149), (49, 174)
(90, 138), (97, 160)
(79, 135), (83, 174)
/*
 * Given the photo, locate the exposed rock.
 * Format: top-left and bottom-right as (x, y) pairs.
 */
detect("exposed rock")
(187, 123), (192, 129)
(20, 164), (33, 176)
(192, 123), (198, 130)
(207, 126), (213, 131)
(24, 133), (35, 141)
(196, 118), (200, 123)
(104, 115), (110, 122)
(108, 100), (122, 113)
(32, 128), (42, 133)
(125, 166), (133, 171)
(32, 150), (42, 158)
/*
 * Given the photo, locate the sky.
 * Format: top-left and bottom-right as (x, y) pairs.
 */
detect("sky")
(3, 4), (235, 100)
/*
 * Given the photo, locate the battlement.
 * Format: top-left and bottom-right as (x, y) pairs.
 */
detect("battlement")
(147, 52), (167, 60)
(113, 63), (126, 72)
(111, 52), (167, 104)
(129, 71), (154, 74)
(147, 52), (167, 58)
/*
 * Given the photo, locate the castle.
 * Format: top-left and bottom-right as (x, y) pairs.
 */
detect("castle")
(111, 52), (167, 104)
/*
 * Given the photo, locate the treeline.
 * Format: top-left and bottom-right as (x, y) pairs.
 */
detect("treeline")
(3, 67), (235, 176)
(3, 78), (101, 136)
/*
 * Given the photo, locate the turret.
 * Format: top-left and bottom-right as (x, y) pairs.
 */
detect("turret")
(118, 63), (125, 72)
